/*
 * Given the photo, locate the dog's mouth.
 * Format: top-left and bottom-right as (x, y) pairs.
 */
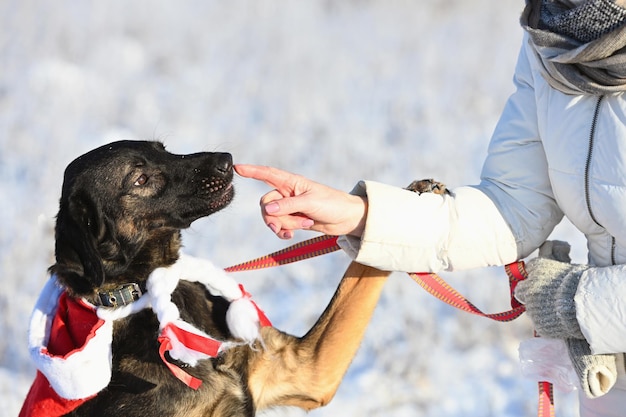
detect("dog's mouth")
(199, 174), (232, 196)
(207, 182), (234, 211)
(180, 175), (234, 221)
(198, 169), (234, 206)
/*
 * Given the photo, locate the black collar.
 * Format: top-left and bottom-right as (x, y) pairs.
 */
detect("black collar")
(95, 283), (143, 308)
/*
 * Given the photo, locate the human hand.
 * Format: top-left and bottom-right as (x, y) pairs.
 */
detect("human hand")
(515, 241), (620, 398)
(515, 240), (583, 339)
(515, 255), (587, 340)
(234, 164), (368, 239)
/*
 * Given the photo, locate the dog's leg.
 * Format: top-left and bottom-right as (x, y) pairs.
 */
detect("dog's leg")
(248, 261), (391, 411)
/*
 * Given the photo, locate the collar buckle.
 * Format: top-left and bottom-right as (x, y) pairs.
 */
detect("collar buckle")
(96, 283), (143, 308)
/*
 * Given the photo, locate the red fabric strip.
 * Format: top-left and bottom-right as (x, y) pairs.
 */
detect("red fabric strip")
(238, 284), (272, 327)
(157, 334), (203, 390)
(157, 323), (226, 389)
(163, 323), (222, 357)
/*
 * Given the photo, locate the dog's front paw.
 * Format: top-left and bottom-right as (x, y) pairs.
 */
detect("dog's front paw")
(405, 179), (450, 195)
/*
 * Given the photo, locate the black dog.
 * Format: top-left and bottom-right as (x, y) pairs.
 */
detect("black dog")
(20, 140), (390, 417)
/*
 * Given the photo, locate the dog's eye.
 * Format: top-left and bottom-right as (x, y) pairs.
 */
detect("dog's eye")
(134, 174), (148, 186)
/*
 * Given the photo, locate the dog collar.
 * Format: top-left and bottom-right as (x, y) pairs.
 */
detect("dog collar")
(95, 283), (143, 308)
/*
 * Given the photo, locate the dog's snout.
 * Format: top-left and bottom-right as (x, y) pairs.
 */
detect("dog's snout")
(215, 153), (233, 175)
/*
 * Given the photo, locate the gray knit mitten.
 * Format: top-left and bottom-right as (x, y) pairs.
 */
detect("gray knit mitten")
(515, 241), (619, 398)
(515, 256), (586, 339)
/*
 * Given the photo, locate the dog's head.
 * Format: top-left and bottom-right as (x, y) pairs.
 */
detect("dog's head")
(50, 140), (234, 297)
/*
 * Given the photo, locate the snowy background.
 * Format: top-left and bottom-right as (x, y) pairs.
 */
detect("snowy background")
(1, 1), (587, 416)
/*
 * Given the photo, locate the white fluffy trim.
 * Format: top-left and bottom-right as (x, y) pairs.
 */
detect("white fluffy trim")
(151, 253), (263, 345)
(28, 278), (113, 400)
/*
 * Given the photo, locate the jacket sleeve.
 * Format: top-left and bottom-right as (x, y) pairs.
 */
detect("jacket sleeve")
(338, 182), (518, 272)
(478, 35), (564, 258)
(339, 35), (563, 272)
(576, 266), (626, 354)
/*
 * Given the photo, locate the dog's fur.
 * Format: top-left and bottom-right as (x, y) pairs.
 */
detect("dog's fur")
(39, 140), (390, 417)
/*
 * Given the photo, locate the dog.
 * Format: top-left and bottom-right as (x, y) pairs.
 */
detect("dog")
(19, 140), (392, 417)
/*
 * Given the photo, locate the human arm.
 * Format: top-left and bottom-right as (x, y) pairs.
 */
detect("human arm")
(235, 163), (520, 271)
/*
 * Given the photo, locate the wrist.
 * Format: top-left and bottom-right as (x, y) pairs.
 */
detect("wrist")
(347, 196), (368, 238)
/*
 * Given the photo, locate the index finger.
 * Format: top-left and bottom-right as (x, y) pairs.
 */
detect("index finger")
(234, 164), (297, 191)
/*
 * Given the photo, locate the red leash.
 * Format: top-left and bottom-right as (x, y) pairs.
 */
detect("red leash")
(407, 265), (526, 322)
(224, 235), (340, 272)
(226, 234), (554, 416)
(226, 235), (527, 321)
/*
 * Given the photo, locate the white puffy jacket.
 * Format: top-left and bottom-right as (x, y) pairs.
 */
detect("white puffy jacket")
(339, 33), (626, 357)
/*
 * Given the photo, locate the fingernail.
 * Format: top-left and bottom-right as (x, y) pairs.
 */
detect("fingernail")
(265, 202), (279, 214)
(283, 231), (293, 239)
(268, 223), (279, 234)
(302, 219), (314, 228)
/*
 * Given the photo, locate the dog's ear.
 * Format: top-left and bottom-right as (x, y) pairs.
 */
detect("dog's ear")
(51, 188), (107, 294)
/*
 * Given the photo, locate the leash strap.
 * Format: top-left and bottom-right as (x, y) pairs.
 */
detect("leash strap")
(538, 381), (556, 417)
(226, 235), (527, 322)
(225, 234), (554, 416)
(225, 235), (341, 272)
(506, 266), (555, 417)
(407, 270), (526, 322)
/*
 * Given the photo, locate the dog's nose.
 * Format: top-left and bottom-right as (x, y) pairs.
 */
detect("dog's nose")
(216, 153), (233, 175)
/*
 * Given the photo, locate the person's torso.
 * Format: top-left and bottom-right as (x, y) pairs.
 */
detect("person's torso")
(531, 57), (626, 266)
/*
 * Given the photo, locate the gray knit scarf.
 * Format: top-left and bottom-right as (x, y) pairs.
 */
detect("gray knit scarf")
(521, 0), (626, 95)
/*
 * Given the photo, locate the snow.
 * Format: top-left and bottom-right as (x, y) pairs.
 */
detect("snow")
(0, 1), (584, 416)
